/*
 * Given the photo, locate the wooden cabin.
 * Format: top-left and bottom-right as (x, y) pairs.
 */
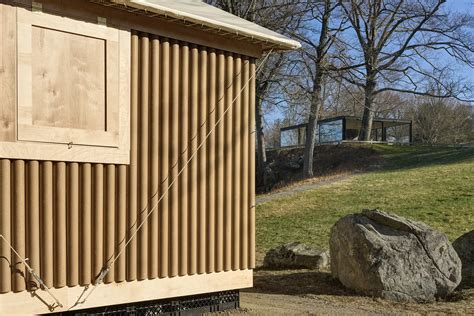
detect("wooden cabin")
(0, 0), (299, 314)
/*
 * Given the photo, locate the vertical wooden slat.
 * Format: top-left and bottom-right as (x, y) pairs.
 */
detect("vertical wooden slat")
(207, 48), (216, 273)
(41, 161), (53, 288)
(67, 163), (79, 286)
(159, 37), (170, 278)
(138, 33), (149, 281)
(116, 165), (127, 282)
(54, 162), (66, 288)
(12, 160), (25, 292)
(215, 52), (225, 272)
(224, 53), (233, 271)
(241, 58), (250, 270)
(198, 47), (208, 275)
(27, 161), (40, 290)
(169, 39), (180, 278)
(178, 42), (189, 277)
(104, 165), (115, 284)
(232, 56), (242, 271)
(92, 164), (104, 282)
(80, 163), (92, 285)
(127, 31), (139, 281)
(149, 35), (160, 280)
(188, 44), (199, 276)
(0, 160), (11, 293)
(249, 60), (257, 269)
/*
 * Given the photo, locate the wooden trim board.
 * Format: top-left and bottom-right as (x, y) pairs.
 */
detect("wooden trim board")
(0, 270), (253, 315)
(0, 141), (130, 164)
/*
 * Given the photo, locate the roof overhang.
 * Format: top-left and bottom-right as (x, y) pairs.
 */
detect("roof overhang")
(89, 0), (301, 51)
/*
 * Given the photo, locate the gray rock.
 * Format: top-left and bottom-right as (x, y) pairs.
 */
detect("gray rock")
(263, 242), (330, 270)
(453, 231), (474, 288)
(330, 209), (462, 302)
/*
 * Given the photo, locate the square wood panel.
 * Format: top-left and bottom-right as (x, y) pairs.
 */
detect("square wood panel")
(0, 4), (131, 164)
(16, 7), (123, 149)
(31, 26), (107, 131)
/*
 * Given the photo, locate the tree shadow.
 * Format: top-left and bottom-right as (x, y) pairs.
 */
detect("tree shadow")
(245, 269), (358, 297)
(378, 146), (474, 172)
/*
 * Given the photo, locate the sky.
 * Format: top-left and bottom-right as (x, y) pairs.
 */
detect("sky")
(266, 0), (474, 126)
(447, 0), (474, 83)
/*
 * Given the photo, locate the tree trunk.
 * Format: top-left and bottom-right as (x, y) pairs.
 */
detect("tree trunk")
(302, 0), (331, 178)
(359, 78), (376, 141)
(303, 76), (323, 178)
(255, 97), (266, 187)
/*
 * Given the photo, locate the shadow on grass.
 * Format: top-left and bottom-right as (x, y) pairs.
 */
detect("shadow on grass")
(246, 269), (473, 303)
(376, 146), (474, 172)
(245, 269), (357, 297)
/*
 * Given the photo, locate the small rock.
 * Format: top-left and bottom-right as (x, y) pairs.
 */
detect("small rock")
(453, 231), (474, 288)
(263, 242), (330, 270)
(330, 209), (462, 302)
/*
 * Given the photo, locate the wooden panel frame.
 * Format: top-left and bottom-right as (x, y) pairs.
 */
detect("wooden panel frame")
(0, 5), (130, 164)
(17, 8), (119, 147)
(0, 270), (253, 315)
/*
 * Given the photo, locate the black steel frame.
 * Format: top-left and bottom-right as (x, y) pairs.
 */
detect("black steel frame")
(51, 290), (240, 316)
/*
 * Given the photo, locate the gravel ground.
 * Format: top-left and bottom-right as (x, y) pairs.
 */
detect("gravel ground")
(212, 269), (474, 315)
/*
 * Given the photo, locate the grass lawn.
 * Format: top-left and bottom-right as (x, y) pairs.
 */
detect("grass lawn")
(256, 144), (474, 253)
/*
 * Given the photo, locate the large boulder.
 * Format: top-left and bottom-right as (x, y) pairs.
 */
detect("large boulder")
(330, 209), (462, 302)
(453, 231), (474, 288)
(263, 242), (330, 270)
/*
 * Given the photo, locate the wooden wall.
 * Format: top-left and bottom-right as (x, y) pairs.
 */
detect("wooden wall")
(0, 29), (256, 294)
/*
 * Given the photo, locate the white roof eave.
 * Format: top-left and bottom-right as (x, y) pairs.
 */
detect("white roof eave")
(111, 0), (301, 51)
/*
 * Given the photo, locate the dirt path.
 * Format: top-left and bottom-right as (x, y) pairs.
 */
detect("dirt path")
(256, 174), (353, 205)
(214, 270), (474, 315)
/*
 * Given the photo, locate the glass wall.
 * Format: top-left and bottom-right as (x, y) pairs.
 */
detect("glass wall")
(317, 119), (343, 143)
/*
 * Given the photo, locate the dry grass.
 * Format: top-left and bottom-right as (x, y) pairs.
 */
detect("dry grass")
(256, 145), (474, 253)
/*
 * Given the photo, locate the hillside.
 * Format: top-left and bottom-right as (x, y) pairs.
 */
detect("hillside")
(256, 145), (474, 253)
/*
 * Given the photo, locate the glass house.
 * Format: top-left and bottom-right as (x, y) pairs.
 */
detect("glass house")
(280, 116), (412, 147)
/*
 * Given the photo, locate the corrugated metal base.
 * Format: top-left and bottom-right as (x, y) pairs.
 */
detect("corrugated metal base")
(52, 290), (240, 316)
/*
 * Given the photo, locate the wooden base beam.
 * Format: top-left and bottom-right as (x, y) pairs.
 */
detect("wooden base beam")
(0, 270), (252, 315)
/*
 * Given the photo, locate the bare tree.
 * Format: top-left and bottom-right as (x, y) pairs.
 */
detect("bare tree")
(408, 96), (473, 144)
(205, 0), (306, 186)
(288, 0), (345, 177)
(336, 0), (474, 141)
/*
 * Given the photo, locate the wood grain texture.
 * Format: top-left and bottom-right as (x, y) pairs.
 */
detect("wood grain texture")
(31, 26), (106, 131)
(0, 5), (16, 142)
(0, 270), (253, 315)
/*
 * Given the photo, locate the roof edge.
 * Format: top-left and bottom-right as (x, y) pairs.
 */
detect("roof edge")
(108, 0), (301, 51)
